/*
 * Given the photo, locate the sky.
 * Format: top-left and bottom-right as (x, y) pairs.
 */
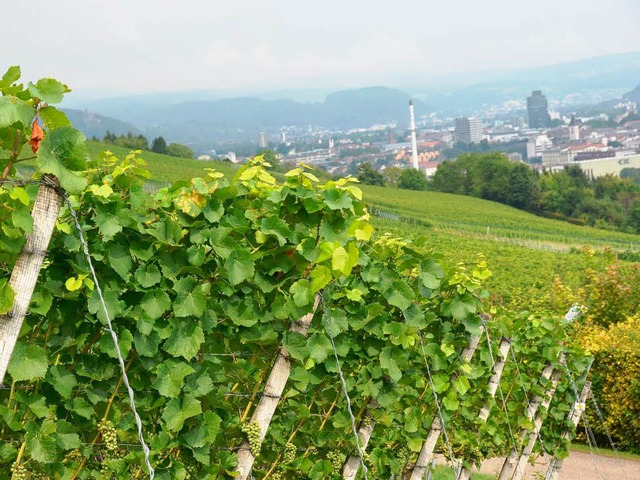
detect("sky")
(4, 0), (640, 97)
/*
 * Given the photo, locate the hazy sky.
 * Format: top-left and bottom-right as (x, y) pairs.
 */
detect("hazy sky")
(5, 0), (640, 96)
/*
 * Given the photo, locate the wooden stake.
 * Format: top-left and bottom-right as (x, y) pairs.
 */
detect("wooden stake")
(409, 330), (483, 480)
(511, 368), (562, 480)
(457, 337), (512, 480)
(341, 408), (376, 480)
(544, 382), (591, 480)
(0, 175), (62, 384)
(497, 362), (555, 480)
(234, 295), (320, 480)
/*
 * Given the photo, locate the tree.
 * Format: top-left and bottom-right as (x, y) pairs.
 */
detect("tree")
(506, 163), (536, 210)
(383, 166), (402, 187)
(356, 162), (385, 186)
(398, 168), (428, 191)
(151, 136), (168, 154)
(167, 143), (195, 159)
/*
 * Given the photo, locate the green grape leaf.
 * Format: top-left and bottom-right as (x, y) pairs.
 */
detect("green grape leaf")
(0, 95), (33, 128)
(0, 279), (15, 314)
(134, 264), (162, 288)
(47, 365), (77, 398)
(25, 421), (57, 463)
(37, 126), (88, 193)
(454, 375), (471, 396)
(28, 78), (68, 104)
(163, 321), (205, 360)
(107, 243), (132, 279)
(322, 188), (353, 210)
(94, 211), (123, 239)
(224, 249), (255, 285)
(307, 333), (333, 363)
(161, 395), (202, 432)
(384, 279), (415, 311)
(1, 66), (21, 86)
(153, 360), (195, 398)
(7, 342), (48, 381)
(173, 284), (207, 318)
(139, 290), (171, 321)
(39, 106), (71, 130)
(443, 395), (459, 411)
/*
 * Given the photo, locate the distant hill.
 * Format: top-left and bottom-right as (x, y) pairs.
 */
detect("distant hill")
(75, 87), (425, 149)
(63, 109), (141, 139)
(414, 51), (640, 114)
(623, 83), (640, 104)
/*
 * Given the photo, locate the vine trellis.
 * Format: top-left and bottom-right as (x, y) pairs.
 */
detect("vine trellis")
(0, 67), (597, 480)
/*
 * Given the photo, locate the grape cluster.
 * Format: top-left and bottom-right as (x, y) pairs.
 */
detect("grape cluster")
(271, 469), (284, 480)
(182, 455), (198, 480)
(283, 442), (296, 464)
(10, 462), (27, 480)
(395, 446), (410, 471)
(326, 450), (344, 474)
(99, 420), (118, 451)
(240, 421), (261, 456)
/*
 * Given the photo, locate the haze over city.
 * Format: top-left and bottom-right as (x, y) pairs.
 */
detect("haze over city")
(5, 0), (640, 96)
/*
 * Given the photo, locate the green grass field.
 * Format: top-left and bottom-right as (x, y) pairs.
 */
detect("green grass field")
(85, 141), (238, 184)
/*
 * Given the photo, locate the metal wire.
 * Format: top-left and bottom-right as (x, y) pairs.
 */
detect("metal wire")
(321, 293), (369, 480)
(62, 192), (154, 480)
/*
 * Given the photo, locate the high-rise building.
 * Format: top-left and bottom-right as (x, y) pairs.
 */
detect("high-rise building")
(454, 117), (483, 144)
(409, 100), (419, 169)
(527, 90), (551, 129)
(258, 132), (267, 149)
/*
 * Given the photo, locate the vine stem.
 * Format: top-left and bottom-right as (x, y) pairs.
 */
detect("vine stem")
(14, 440), (27, 467)
(0, 130), (22, 187)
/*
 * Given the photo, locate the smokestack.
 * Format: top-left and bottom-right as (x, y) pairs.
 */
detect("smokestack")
(409, 100), (418, 169)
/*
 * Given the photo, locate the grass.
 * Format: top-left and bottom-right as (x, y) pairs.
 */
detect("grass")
(362, 185), (640, 249)
(85, 141), (239, 184)
(570, 443), (640, 461)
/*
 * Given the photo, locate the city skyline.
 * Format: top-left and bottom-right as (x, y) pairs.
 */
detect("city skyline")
(4, 0), (640, 95)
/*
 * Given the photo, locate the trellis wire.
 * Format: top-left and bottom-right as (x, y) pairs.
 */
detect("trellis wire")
(416, 328), (460, 478)
(320, 293), (369, 480)
(61, 189), (154, 480)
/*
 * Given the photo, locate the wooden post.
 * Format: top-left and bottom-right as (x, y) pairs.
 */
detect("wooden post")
(235, 295), (320, 480)
(544, 382), (591, 480)
(409, 330), (483, 480)
(341, 407), (376, 480)
(0, 176), (62, 384)
(497, 362), (555, 480)
(511, 368), (562, 480)
(457, 337), (512, 480)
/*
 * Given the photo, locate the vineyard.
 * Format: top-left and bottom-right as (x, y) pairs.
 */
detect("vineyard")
(0, 68), (614, 480)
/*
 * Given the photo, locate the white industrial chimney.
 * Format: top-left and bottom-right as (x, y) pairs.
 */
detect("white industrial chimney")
(409, 100), (419, 169)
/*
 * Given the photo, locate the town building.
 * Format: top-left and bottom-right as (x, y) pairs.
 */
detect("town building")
(527, 90), (551, 129)
(454, 117), (483, 144)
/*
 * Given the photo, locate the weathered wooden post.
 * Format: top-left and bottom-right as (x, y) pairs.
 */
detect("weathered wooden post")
(457, 337), (512, 480)
(544, 382), (591, 480)
(497, 362), (556, 480)
(0, 175), (62, 384)
(511, 368), (562, 480)
(409, 331), (483, 480)
(235, 295), (320, 480)
(341, 406), (376, 480)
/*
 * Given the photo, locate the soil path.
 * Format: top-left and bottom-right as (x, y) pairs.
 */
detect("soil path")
(476, 450), (640, 479)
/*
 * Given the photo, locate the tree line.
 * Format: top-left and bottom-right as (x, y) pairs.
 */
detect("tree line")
(357, 153), (640, 233)
(102, 131), (195, 159)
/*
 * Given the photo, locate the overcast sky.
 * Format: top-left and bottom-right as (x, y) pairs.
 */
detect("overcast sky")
(5, 0), (640, 96)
